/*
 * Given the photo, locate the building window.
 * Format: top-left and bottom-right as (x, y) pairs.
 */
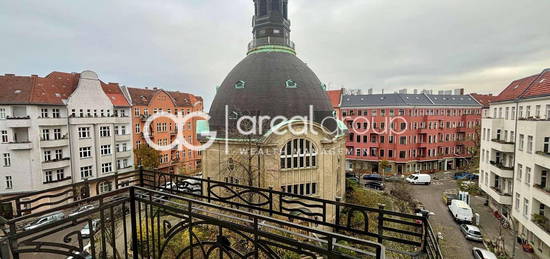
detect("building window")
(517, 164), (523, 181)
(515, 193), (520, 211)
(44, 171), (54, 183)
(518, 134), (524, 151)
(527, 136), (533, 154)
(280, 138), (317, 169)
(52, 108), (60, 118)
(134, 108), (140, 116)
(78, 127), (90, 139)
(56, 169), (65, 180)
(3, 153), (11, 167)
(55, 149), (63, 160)
(0, 108), (6, 119)
(1, 130), (7, 143)
(99, 182), (112, 194)
(42, 129), (50, 141)
(53, 129), (62, 140)
(43, 150), (52, 162)
(101, 163), (113, 174)
(526, 167), (531, 185)
(100, 126), (111, 137)
(41, 108), (49, 118)
(5, 176), (12, 189)
(135, 123), (141, 133)
(79, 147), (92, 158)
(523, 198), (529, 218)
(80, 166), (93, 179)
(100, 145), (112, 156)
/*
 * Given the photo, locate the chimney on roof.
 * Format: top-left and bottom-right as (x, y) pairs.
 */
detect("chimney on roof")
(31, 74), (38, 77)
(413, 89), (418, 94)
(145, 87), (148, 90)
(398, 88), (408, 94)
(368, 88), (373, 95)
(381, 89), (385, 94)
(153, 87), (158, 90)
(5, 74), (15, 77)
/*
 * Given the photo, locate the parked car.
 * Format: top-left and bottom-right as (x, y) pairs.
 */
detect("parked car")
(362, 174), (383, 181)
(459, 224), (483, 242)
(24, 212), (65, 231)
(448, 199), (473, 223)
(472, 247), (497, 259)
(453, 172), (479, 180)
(68, 205), (96, 218)
(405, 174), (431, 185)
(365, 181), (385, 190)
(80, 219), (101, 238)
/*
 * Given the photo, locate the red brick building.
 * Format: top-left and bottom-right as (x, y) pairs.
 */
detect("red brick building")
(331, 91), (485, 175)
(125, 87), (203, 174)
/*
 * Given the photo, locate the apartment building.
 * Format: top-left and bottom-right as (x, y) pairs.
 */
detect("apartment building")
(331, 91), (482, 174)
(0, 70), (134, 196)
(480, 68), (550, 257)
(124, 87), (203, 174)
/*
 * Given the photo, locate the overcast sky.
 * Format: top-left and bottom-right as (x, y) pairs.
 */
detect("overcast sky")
(1, 0), (549, 109)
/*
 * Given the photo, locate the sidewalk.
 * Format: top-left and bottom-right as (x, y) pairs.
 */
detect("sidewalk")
(470, 195), (537, 259)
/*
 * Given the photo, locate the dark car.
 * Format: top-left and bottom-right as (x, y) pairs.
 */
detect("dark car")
(345, 172), (355, 178)
(454, 172), (479, 180)
(362, 174), (383, 181)
(365, 181), (385, 190)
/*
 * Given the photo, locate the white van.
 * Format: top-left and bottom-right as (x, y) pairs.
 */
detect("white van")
(448, 199), (473, 223)
(406, 174), (431, 185)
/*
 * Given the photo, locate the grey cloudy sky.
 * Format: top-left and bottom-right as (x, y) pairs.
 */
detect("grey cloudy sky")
(1, 0), (549, 108)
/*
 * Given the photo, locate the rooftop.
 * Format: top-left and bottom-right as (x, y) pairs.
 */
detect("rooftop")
(340, 93), (481, 108)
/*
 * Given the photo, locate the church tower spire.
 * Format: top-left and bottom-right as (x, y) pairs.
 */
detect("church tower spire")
(248, 0), (295, 55)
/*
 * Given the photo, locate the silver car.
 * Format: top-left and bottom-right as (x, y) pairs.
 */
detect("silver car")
(24, 211), (65, 231)
(460, 224), (483, 242)
(472, 247), (497, 259)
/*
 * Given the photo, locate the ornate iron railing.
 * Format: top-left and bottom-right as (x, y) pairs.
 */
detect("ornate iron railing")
(0, 168), (443, 259)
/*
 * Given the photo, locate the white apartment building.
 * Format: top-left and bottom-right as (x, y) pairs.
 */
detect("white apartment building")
(480, 68), (550, 258)
(0, 70), (134, 197)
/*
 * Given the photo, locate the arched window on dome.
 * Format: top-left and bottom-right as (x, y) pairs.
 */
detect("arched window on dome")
(280, 138), (317, 170)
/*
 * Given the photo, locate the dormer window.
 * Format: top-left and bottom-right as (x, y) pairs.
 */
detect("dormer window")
(235, 80), (246, 89)
(286, 79), (297, 88)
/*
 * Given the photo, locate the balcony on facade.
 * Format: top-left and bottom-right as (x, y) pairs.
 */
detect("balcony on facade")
(487, 185), (513, 205)
(40, 136), (69, 148)
(535, 150), (550, 170)
(115, 133), (131, 141)
(116, 150), (132, 158)
(6, 128), (31, 150)
(489, 138), (515, 153)
(5, 116), (31, 128)
(489, 160), (514, 178)
(42, 157), (70, 170)
(36, 117), (67, 126)
(530, 198), (550, 240)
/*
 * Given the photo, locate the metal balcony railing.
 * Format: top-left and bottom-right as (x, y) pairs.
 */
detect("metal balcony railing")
(0, 169), (443, 259)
